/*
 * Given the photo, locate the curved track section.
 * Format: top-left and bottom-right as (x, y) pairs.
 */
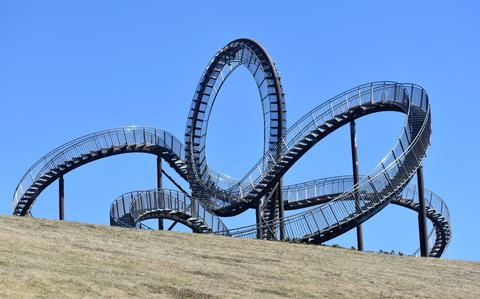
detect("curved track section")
(185, 38), (286, 207)
(12, 127), (187, 216)
(13, 39), (451, 258)
(109, 176), (450, 257)
(396, 184), (451, 257)
(110, 189), (228, 233)
(191, 82), (429, 218)
(192, 80), (440, 253)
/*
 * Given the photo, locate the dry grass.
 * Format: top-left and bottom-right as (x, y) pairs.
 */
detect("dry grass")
(0, 216), (478, 298)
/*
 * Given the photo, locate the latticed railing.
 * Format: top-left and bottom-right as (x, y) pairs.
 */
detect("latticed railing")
(198, 83), (427, 208)
(233, 82), (420, 198)
(402, 184), (451, 256)
(10, 34), (450, 259)
(215, 83), (431, 245)
(185, 39), (286, 203)
(282, 176), (353, 203)
(13, 127), (186, 213)
(111, 189), (228, 233)
(281, 176), (450, 257)
(110, 191), (144, 228)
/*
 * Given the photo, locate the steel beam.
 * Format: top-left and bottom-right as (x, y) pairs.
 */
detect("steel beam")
(161, 169), (189, 195)
(59, 175), (64, 221)
(256, 202), (263, 239)
(266, 191), (276, 240)
(350, 120), (363, 251)
(277, 179), (285, 241)
(167, 220), (178, 231)
(417, 165), (429, 257)
(157, 156), (163, 230)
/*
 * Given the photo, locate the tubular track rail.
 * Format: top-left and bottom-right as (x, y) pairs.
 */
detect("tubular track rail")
(12, 38), (451, 257)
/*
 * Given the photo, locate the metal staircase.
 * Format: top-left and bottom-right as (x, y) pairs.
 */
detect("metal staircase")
(11, 82), (449, 256)
(279, 176), (450, 257)
(188, 83), (426, 216)
(209, 83), (432, 243)
(11, 38), (451, 258)
(13, 127), (188, 216)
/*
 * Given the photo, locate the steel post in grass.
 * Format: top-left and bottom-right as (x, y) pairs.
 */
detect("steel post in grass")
(350, 120), (363, 251)
(256, 202), (263, 239)
(157, 156), (164, 230)
(278, 179), (285, 241)
(417, 165), (429, 257)
(59, 175), (64, 220)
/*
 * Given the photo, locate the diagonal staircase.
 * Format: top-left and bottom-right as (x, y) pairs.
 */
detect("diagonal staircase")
(11, 37), (451, 259)
(212, 83), (432, 246)
(280, 176), (450, 258)
(13, 127), (188, 216)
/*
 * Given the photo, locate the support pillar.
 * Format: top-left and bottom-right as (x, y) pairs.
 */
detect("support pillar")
(157, 156), (164, 230)
(59, 175), (64, 220)
(266, 191), (277, 240)
(256, 202), (263, 239)
(277, 179), (285, 241)
(417, 165), (429, 257)
(350, 120), (363, 251)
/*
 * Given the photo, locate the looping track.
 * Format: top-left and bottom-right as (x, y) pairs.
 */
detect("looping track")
(12, 39), (451, 257)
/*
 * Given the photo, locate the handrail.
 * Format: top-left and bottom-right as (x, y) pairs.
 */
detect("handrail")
(209, 83), (432, 247)
(189, 82), (426, 213)
(110, 189), (229, 233)
(13, 127), (187, 213)
(11, 37), (450, 258)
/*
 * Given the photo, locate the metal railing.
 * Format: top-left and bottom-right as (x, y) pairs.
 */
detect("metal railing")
(185, 39), (286, 203)
(401, 183), (451, 256)
(110, 190), (144, 228)
(193, 82), (427, 210)
(282, 176), (354, 203)
(214, 83), (432, 247)
(232, 82), (420, 199)
(10, 36), (449, 259)
(284, 176), (450, 257)
(13, 127), (186, 213)
(111, 189), (228, 233)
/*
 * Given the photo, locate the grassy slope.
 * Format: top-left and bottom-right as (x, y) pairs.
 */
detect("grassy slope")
(0, 216), (478, 298)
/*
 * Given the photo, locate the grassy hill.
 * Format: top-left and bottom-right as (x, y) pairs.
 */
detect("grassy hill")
(0, 216), (478, 298)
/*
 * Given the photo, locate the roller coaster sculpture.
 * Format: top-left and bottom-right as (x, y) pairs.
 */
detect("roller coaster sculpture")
(12, 39), (451, 257)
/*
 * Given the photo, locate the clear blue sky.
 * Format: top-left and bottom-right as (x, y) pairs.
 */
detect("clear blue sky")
(1, 1), (479, 261)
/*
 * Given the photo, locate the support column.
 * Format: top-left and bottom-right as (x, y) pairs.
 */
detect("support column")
(417, 165), (429, 257)
(157, 156), (164, 230)
(277, 179), (285, 241)
(266, 191), (277, 240)
(256, 201), (263, 239)
(59, 175), (64, 220)
(350, 120), (363, 251)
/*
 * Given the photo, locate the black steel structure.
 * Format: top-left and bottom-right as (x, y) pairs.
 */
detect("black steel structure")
(350, 120), (363, 251)
(58, 175), (64, 221)
(417, 165), (429, 257)
(12, 39), (451, 257)
(157, 156), (163, 230)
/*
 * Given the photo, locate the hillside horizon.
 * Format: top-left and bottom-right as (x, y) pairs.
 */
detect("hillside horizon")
(1, 215), (478, 298)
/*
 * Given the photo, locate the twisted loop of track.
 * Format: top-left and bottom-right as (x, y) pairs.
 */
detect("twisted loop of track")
(12, 39), (451, 257)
